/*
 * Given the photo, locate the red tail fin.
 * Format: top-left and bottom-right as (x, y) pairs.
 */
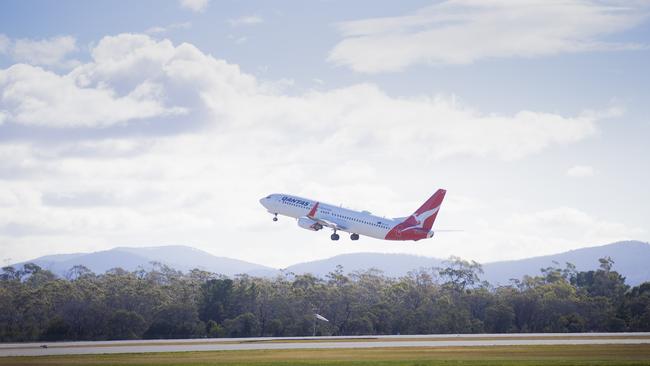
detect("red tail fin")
(385, 189), (447, 241)
(410, 189), (446, 231)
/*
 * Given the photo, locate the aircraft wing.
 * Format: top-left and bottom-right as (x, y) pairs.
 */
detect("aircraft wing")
(313, 217), (347, 231)
(306, 203), (347, 231)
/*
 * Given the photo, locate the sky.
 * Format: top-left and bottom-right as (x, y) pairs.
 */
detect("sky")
(1, 0), (649, 269)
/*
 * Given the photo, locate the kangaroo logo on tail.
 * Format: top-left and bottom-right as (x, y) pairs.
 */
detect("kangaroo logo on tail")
(385, 189), (446, 241)
(400, 206), (440, 232)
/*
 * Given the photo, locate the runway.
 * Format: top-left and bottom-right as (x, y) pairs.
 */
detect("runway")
(2, 333), (650, 357)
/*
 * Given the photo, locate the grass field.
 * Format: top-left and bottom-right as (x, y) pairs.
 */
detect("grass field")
(1, 344), (650, 366)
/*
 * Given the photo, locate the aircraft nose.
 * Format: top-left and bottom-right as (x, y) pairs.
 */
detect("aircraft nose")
(259, 196), (269, 208)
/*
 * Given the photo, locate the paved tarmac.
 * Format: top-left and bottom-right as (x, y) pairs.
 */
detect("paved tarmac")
(2, 333), (650, 357)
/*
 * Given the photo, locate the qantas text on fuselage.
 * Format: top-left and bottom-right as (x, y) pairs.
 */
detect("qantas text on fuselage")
(259, 189), (446, 241)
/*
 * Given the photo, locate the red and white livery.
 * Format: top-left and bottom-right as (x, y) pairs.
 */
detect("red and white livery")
(259, 189), (446, 241)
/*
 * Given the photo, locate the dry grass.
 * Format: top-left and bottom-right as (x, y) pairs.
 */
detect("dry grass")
(1, 344), (650, 366)
(243, 334), (650, 344)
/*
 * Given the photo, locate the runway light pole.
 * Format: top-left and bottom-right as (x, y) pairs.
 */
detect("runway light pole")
(313, 313), (329, 336)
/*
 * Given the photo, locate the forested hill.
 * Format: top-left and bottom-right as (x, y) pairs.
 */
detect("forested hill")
(287, 241), (650, 285)
(14, 245), (275, 278)
(12, 241), (650, 285)
(482, 241), (650, 286)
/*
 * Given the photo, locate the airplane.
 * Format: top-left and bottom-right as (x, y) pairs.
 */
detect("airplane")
(259, 189), (446, 241)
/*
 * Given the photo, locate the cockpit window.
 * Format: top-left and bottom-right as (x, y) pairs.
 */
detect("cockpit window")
(265, 195), (272, 199)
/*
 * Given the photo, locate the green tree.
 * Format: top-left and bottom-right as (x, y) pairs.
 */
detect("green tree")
(438, 256), (483, 291)
(144, 303), (205, 339)
(224, 312), (260, 337)
(198, 278), (233, 323)
(107, 310), (147, 339)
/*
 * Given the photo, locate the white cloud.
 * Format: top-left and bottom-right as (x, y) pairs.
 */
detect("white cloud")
(567, 165), (595, 177)
(0, 64), (185, 127)
(426, 204), (646, 263)
(0, 33), (605, 147)
(0, 33), (632, 266)
(12, 36), (79, 68)
(329, 0), (649, 73)
(228, 15), (264, 27)
(227, 35), (248, 44)
(146, 26), (167, 35)
(146, 22), (191, 35)
(179, 0), (209, 12)
(503, 207), (644, 255)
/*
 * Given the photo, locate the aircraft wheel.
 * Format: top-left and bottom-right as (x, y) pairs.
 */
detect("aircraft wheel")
(350, 233), (359, 241)
(272, 214), (278, 222)
(331, 233), (340, 241)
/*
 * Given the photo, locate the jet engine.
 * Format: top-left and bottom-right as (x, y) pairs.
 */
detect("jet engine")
(297, 217), (323, 231)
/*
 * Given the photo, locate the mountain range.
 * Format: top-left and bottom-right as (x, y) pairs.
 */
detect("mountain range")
(10, 240), (650, 286)
(13, 246), (274, 278)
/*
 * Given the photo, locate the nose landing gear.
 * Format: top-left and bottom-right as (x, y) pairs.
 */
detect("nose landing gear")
(272, 213), (278, 222)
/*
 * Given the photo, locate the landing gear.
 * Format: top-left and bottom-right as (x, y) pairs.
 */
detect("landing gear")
(350, 233), (359, 241)
(272, 213), (278, 222)
(331, 232), (340, 241)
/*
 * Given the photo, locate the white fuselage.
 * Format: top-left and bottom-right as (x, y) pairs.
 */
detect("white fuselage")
(260, 194), (398, 239)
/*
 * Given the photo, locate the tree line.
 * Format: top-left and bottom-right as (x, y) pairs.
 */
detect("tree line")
(1, 257), (649, 341)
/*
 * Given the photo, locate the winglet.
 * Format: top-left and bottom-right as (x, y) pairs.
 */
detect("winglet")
(307, 202), (319, 218)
